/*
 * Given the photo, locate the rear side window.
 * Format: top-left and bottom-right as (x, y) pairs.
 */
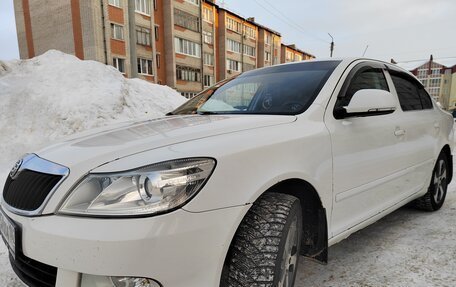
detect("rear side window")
(336, 67), (389, 107)
(418, 88), (433, 109)
(391, 73), (433, 111)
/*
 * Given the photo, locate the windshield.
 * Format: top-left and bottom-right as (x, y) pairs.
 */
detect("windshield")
(170, 60), (341, 116)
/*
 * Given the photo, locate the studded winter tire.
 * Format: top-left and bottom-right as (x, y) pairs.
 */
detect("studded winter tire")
(221, 193), (303, 287)
(414, 153), (449, 211)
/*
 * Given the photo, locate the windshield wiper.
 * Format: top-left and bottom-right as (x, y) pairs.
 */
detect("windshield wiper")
(197, 110), (219, 115)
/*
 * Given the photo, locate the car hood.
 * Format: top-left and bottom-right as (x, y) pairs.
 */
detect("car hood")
(37, 114), (296, 171)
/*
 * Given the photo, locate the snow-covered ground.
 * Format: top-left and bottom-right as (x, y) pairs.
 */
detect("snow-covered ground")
(296, 176), (456, 287)
(1, 51), (455, 286)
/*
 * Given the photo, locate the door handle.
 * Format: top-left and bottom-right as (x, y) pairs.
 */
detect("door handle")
(394, 129), (406, 136)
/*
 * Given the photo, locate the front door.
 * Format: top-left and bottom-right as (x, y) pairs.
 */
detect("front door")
(325, 62), (410, 236)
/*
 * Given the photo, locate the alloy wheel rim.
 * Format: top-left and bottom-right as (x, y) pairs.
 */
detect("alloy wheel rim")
(278, 216), (299, 287)
(433, 159), (447, 203)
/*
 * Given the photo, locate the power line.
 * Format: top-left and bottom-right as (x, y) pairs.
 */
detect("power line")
(397, 56), (456, 63)
(251, 0), (328, 44)
(260, 0), (329, 43)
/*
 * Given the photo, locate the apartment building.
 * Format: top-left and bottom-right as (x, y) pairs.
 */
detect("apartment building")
(201, 1), (217, 90)
(252, 20), (281, 68)
(14, 0), (313, 98)
(397, 56), (456, 111)
(281, 44), (315, 63)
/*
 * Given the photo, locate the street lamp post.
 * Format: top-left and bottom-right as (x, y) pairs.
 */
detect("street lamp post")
(328, 33), (334, 57)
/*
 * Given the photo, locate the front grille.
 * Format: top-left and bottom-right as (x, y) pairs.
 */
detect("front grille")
(3, 170), (63, 211)
(9, 252), (57, 287)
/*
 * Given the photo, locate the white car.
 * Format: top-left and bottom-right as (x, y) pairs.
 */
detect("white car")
(1, 58), (453, 287)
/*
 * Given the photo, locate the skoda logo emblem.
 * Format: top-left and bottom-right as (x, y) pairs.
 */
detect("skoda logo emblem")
(9, 159), (23, 179)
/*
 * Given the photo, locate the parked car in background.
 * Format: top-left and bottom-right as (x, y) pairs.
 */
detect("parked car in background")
(1, 58), (453, 287)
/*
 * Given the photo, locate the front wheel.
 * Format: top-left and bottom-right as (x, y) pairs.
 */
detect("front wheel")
(414, 153), (449, 211)
(221, 193), (302, 287)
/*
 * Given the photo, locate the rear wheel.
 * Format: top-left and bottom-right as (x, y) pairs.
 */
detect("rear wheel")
(414, 153), (449, 211)
(221, 193), (302, 287)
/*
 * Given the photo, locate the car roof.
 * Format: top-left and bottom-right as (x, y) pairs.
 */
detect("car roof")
(265, 57), (420, 83)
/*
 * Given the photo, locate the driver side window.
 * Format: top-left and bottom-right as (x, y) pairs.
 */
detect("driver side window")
(336, 67), (389, 108)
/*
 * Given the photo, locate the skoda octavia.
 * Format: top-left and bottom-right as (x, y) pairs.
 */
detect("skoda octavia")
(1, 58), (453, 287)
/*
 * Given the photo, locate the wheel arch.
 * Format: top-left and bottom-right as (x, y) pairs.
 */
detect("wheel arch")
(222, 178), (329, 269)
(266, 179), (328, 263)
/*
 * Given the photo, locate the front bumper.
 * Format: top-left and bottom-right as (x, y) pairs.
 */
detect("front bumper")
(3, 205), (249, 287)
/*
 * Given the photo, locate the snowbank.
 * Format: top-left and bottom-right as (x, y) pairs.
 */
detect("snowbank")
(0, 50), (186, 168)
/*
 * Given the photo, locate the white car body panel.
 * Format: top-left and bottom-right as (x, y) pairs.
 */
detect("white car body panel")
(39, 115), (296, 214)
(3, 204), (250, 286)
(1, 58), (453, 286)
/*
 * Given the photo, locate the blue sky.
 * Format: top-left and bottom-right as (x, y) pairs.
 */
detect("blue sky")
(1, 0), (455, 62)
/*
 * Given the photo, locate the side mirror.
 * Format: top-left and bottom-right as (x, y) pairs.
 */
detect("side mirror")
(335, 89), (397, 119)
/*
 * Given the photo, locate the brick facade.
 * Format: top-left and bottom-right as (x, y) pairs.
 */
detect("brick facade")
(14, 0), (315, 98)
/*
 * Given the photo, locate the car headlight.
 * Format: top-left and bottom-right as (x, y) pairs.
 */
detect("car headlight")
(59, 158), (216, 217)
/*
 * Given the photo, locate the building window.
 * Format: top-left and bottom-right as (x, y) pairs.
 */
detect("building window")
(243, 63), (255, 72)
(227, 39), (241, 53)
(176, 65), (201, 82)
(226, 17), (242, 33)
(428, 87), (440, 97)
(243, 45), (256, 57)
(108, 0), (121, 7)
(153, 0), (157, 10)
(244, 26), (256, 39)
(204, 75), (214, 87)
(185, 0), (200, 6)
(227, 59), (241, 72)
(418, 69), (427, 78)
(203, 7), (213, 23)
(136, 27), (151, 46)
(174, 37), (201, 57)
(174, 8), (200, 32)
(295, 54), (302, 61)
(286, 51), (293, 62)
(137, 58), (153, 75)
(265, 33), (271, 45)
(111, 23), (124, 40)
(154, 25), (159, 41)
(135, 0), (151, 15)
(273, 56), (279, 65)
(430, 78), (441, 87)
(203, 53), (214, 66)
(113, 58), (125, 73)
(181, 92), (197, 99)
(265, 51), (271, 61)
(156, 54), (160, 68)
(203, 31), (213, 44)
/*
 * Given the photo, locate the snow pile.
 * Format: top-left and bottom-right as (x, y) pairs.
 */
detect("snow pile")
(0, 50), (186, 167)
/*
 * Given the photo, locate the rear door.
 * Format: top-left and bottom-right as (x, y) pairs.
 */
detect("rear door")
(386, 68), (437, 194)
